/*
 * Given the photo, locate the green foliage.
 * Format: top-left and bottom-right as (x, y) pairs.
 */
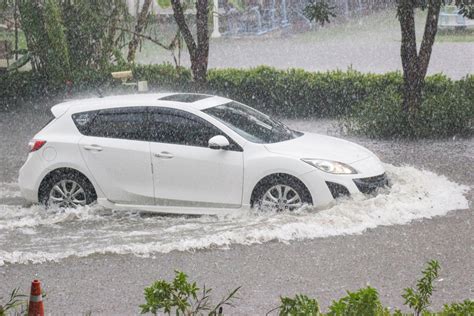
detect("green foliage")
(440, 300), (474, 315)
(2, 64), (472, 139)
(402, 260), (440, 316)
(43, 0), (71, 82)
(327, 287), (390, 316)
(17, 0), (130, 81)
(205, 66), (402, 118)
(140, 271), (240, 315)
(303, 0), (336, 25)
(0, 288), (27, 316)
(60, 0), (131, 71)
(277, 294), (320, 315)
(346, 75), (474, 138)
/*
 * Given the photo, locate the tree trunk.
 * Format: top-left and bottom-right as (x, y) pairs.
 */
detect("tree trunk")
(14, 0), (19, 60)
(397, 0), (442, 113)
(193, 0), (209, 83)
(127, 0), (152, 63)
(418, 0), (441, 79)
(398, 0), (421, 112)
(171, 0), (210, 83)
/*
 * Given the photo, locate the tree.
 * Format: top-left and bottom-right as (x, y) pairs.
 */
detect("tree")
(171, 0), (334, 83)
(397, 0), (473, 112)
(18, 0), (130, 79)
(305, 0), (472, 113)
(18, 0), (71, 82)
(170, 0), (210, 83)
(127, 0), (153, 63)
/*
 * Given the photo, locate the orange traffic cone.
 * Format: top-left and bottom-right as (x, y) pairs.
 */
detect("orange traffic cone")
(28, 280), (44, 316)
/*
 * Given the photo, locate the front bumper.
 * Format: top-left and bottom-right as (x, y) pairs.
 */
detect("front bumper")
(353, 173), (389, 194)
(299, 156), (388, 207)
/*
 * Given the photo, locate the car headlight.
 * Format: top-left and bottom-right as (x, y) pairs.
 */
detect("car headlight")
(301, 159), (357, 174)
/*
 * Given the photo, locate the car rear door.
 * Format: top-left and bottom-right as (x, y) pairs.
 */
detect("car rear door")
(75, 107), (154, 205)
(148, 107), (244, 209)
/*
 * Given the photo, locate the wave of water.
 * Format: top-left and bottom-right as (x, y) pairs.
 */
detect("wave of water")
(0, 164), (469, 266)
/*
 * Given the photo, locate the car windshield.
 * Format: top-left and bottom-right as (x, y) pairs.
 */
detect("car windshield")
(203, 101), (302, 144)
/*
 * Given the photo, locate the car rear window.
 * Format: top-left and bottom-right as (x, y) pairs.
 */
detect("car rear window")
(72, 110), (99, 134)
(84, 108), (148, 141)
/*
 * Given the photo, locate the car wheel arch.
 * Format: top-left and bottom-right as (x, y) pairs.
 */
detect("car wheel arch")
(38, 167), (98, 204)
(249, 173), (313, 207)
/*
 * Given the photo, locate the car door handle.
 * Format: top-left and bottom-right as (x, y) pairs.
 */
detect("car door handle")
(154, 151), (174, 159)
(83, 144), (103, 152)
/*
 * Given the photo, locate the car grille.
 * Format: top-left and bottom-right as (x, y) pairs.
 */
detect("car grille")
(326, 182), (350, 199)
(353, 173), (389, 194)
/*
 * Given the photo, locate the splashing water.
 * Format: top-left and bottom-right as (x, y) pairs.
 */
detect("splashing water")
(0, 164), (469, 266)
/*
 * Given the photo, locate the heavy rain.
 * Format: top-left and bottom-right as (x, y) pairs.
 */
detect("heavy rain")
(0, 0), (473, 314)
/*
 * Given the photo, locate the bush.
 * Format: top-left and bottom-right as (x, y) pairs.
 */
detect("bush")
(327, 287), (390, 316)
(206, 67), (398, 117)
(139, 271), (240, 316)
(441, 300), (474, 315)
(345, 75), (474, 138)
(140, 261), (473, 315)
(275, 294), (320, 315)
(1, 65), (472, 138)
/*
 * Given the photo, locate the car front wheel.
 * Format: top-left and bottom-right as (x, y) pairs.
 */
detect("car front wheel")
(253, 175), (312, 212)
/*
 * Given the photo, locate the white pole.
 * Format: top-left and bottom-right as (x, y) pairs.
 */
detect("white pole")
(211, 0), (221, 38)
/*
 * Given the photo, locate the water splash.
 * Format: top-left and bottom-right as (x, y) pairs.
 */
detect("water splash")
(0, 164), (469, 265)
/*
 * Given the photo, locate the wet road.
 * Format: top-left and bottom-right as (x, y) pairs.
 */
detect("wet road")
(0, 99), (472, 314)
(138, 9), (474, 79)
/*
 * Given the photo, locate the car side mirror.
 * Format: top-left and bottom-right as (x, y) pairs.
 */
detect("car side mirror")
(208, 135), (230, 150)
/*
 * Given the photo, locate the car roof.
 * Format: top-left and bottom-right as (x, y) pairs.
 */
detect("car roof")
(50, 93), (233, 117)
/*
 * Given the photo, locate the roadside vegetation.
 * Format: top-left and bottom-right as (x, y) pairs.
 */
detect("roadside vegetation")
(2, 65), (472, 138)
(0, 0), (472, 139)
(3, 260), (472, 315)
(138, 260), (474, 315)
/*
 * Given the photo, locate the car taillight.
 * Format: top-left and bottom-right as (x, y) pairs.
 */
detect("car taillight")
(29, 140), (46, 152)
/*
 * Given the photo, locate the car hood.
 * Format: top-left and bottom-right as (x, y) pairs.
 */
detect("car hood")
(264, 132), (374, 164)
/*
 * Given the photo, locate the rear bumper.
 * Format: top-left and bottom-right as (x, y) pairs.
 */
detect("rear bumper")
(18, 153), (47, 203)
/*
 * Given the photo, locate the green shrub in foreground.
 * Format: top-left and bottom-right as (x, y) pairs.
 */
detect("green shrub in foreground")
(139, 271), (240, 315)
(139, 260), (473, 315)
(0, 288), (27, 316)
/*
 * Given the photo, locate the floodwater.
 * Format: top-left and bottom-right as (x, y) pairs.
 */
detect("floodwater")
(0, 163), (469, 266)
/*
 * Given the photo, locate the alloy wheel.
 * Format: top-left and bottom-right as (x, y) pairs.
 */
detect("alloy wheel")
(48, 179), (87, 208)
(259, 184), (302, 212)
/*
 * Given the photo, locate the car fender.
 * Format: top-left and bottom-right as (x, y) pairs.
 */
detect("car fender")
(39, 161), (106, 199)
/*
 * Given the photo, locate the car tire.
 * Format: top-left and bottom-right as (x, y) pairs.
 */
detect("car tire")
(252, 174), (312, 212)
(39, 170), (97, 208)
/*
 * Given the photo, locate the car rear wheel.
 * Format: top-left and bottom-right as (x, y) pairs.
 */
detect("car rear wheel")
(253, 175), (312, 212)
(40, 170), (96, 208)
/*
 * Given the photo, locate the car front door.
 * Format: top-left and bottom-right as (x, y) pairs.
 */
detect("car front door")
(148, 108), (244, 209)
(76, 107), (154, 205)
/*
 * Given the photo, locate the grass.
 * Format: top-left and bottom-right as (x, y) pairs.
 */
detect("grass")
(436, 29), (474, 42)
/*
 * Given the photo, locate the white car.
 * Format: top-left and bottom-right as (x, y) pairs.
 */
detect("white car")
(19, 93), (388, 214)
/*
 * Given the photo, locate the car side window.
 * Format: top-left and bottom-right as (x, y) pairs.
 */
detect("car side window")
(148, 108), (242, 151)
(75, 107), (148, 141)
